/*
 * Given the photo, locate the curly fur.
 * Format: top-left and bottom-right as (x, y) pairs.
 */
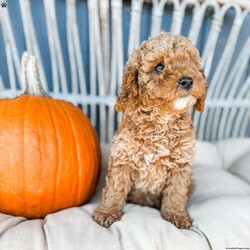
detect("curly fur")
(93, 32), (207, 229)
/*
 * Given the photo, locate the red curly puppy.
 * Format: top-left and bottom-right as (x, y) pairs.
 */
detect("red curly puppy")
(93, 32), (207, 228)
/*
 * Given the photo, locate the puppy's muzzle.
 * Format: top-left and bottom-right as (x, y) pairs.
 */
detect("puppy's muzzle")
(178, 76), (193, 90)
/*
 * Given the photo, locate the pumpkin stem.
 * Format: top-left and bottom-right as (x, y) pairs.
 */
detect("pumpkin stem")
(21, 52), (50, 97)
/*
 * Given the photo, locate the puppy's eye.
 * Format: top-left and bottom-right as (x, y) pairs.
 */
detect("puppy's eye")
(155, 63), (164, 73)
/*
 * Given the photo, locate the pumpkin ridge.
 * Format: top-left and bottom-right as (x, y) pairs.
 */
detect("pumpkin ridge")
(55, 101), (80, 205)
(35, 105), (42, 217)
(36, 96), (48, 217)
(44, 97), (60, 214)
(78, 110), (100, 197)
(25, 95), (48, 218)
(0, 100), (13, 208)
(23, 95), (32, 216)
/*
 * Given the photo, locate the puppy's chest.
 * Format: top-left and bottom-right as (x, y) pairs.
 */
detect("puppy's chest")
(131, 141), (170, 192)
(131, 123), (194, 167)
(116, 112), (195, 193)
(132, 161), (168, 192)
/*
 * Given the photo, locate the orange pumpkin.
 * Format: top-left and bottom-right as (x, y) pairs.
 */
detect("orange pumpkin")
(0, 53), (100, 219)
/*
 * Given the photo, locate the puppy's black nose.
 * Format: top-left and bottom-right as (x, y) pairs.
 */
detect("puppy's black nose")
(178, 77), (193, 90)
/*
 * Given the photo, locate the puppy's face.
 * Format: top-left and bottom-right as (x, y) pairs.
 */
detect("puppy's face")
(137, 33), (207, 113)
(115, 32), (207, 113)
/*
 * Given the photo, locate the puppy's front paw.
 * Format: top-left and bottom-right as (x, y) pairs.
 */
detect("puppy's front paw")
(162, 211), (192, 229)
(93, 209), (122, 228)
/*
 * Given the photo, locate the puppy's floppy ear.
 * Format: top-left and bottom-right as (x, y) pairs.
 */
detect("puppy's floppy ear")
(115, 49), (141, 112)
(194, 69), (208, 112)
(194, 93), (206, 112)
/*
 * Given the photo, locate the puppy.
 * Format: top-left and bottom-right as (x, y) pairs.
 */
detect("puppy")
(93, 32), (207, 228)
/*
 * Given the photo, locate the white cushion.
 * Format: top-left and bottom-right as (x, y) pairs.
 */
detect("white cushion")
(0, 139), (250, 249)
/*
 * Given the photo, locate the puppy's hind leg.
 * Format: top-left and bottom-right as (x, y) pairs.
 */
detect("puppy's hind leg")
(93, 164), (133, 227)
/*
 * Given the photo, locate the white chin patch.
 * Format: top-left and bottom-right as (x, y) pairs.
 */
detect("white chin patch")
(173, 96), (196, 110)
